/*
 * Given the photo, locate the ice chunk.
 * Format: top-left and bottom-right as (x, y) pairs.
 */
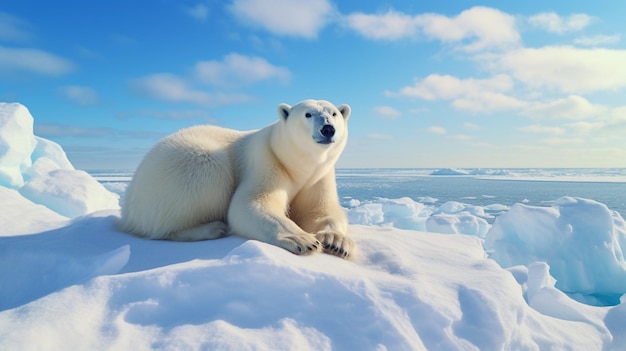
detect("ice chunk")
(347, 203), (384, 225)
(31, 136), (74, 171)
(486, 196), (626, 305)
(426, 212), (489, 237)
(431, 168), (469, 175)
(0, 103), (36, 187)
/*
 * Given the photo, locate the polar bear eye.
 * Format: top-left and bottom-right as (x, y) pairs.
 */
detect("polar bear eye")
(332, 112), (337, 117)
(305, 113), (312, 118)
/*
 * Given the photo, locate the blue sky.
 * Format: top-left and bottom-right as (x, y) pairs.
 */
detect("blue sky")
(2, 0), (626, 170)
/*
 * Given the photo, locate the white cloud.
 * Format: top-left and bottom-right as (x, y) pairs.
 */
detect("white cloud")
(523, 95), (606, 120)
(574, 34), (620, 46)
(528, 12), (594, 34)
(518, 124), (565, 135)
(451, 91), (525, 113)
(391, 74), (514, 100)
(183, 3), (209, 21)
(427, 126), (446, 135)
(131, 73), (251, 107)
(390, 73), (524, 113)
(0, 12), (31, 42)
(609, 106), (626, 128)
(493, 46), (626, 93)
(229, 0), (334, 38)
(60, 86), (100, 106)
(345, 10), (418, 40)
(346, 6), (520, 51)
(415, 6), (520, 51)
(0, 46), (74, 76)
(194, 53), (291, 87)
(566, 121), (603, 134)
(373, 106), (401, 119)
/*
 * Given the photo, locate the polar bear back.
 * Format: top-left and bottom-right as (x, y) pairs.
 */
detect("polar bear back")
(120, 125), (245, 239)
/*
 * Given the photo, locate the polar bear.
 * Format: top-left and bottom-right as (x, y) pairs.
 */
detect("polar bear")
(120, 100), (354, 258)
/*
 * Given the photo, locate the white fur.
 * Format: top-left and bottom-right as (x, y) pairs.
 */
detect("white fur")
(120, 100), (354, 258)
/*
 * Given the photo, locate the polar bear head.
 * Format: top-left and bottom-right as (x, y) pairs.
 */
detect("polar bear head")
(277, 100), (351, 150)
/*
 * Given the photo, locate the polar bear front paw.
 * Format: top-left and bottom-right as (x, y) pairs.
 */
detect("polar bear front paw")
(278, 233), (321, 256)
(316, 231), (355, 259)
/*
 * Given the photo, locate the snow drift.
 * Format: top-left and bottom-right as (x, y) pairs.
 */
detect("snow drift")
(1, 102), (626, 350)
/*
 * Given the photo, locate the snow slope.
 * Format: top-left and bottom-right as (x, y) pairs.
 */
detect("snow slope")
(1, 103), (625, 350)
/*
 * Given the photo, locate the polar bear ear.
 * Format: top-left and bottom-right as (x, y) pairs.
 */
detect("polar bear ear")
(277, 103), (292, 120)
(337, 104), (351, 120)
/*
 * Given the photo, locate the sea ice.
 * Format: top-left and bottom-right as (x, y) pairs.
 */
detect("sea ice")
(0, 103), (36, 187)
(486, 197), (626, 305)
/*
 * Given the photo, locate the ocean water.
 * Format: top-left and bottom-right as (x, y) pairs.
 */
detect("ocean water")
(335, 169), (626, 218)
(91, 168), (626, 218)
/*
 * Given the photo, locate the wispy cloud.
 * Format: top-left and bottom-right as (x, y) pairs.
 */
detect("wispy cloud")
(390, 74), (513, 100)
(372, 106), (401, 119)
(116, 109), (216, 122)
(523, 95), (606, 120)
(194, 53), (291, 87)
(463, 122), (480, 130)
(131, 73), (252, 107)
(528, 12), (594, 34)
(0, 46), (74, 76)
(0, 12), (31, 42)
(229, 0), (334, 38)
(540, 137), (585, 145)
(427, 126), (446, 135)
(389, 73), (524, 113)
(518, 124), (565, 135)
(183, 3), (209, 21)
(34, 123), (162, 139)
(574, 34), (620, 46)
(59, 86), (100, 106)
(367, 133), (393, 140)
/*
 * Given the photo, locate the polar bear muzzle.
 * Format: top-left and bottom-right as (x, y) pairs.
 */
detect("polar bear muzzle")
(317, 124), (335, 144)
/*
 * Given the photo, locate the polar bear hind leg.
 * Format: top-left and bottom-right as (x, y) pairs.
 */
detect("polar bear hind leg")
(120, 125), (239, 241)
(172, 221), (229, 241)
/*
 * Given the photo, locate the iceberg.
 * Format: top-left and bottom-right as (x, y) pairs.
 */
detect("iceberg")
(0, 102), (119, 219)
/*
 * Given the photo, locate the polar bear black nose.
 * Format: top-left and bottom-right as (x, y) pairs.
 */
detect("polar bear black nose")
(321, 125), (335, 138)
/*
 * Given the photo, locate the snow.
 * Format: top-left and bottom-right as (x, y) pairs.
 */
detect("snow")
(0, 103), (119, 218)
(1, 102), (626, 350)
